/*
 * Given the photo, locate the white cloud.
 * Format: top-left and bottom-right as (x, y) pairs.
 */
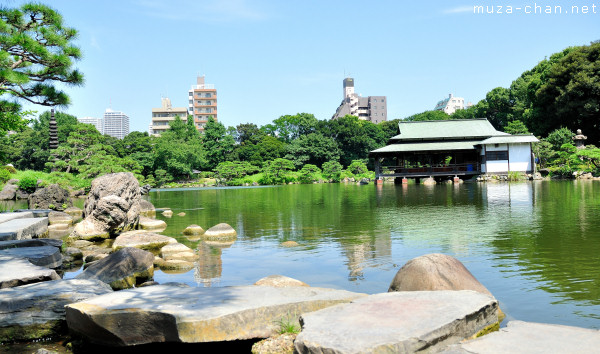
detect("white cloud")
(443, 5), (474, 14)
(136, 0), (268, 22)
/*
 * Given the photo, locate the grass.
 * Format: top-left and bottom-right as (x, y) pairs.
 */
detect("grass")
(274, 313), (301, 335)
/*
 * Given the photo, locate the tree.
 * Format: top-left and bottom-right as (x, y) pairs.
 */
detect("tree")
(504, 120), (530, 135)
(0, 3), (83, 131)
(404, 110), (450, 121)
(284, 133), (341, 169)
(298, 164), (321, 184)
(202, 117), (236, 170)
(261, 158), (295, 185)
(322, 160), (343, 182)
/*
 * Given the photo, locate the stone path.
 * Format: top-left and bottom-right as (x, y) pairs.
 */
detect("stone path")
(0, 245), (62, 268)
(443, 320), (600, 353)
(294, 290), (499, 354)
(0, 217), (48, 240)
(0, 256), (60, 288)
(66, 285), (366, 346)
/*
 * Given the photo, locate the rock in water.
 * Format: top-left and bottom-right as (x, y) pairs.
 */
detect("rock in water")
(70, 173), (141, 240)
(0, 184), (18, 200)
(0, 279), (112, 342)
(112, 231), (176, 251)
(139, 199), (155, 217)
(75, 247), (154, 290)
(65, 285), (365, 346)
(182, 224), (205, 236)
(28, 184), (72, 210)
(254, 275), (309, 288)
(0, 256), (60, 289)
(204, 223), (237, 240)
(388, 253), (492, 296)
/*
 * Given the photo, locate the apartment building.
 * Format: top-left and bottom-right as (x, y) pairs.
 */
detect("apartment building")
(188, 76), (217, 132)
(149, 97), (189, 136)
(332, 77), (387, 123)
(103, 108), (129, 139)
(434, 93), (467, 115)
(77, 116), (103, 133)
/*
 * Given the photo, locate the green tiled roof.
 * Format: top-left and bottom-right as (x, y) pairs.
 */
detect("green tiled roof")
(389, 119), (507, 141)
(370, 141), (478, 155)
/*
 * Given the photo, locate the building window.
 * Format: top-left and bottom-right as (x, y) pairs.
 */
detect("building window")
(373, 99), (377, 103)
(486, 151), (508, 161)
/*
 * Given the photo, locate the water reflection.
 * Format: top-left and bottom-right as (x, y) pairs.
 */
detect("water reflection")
(149, 182), (600, 328)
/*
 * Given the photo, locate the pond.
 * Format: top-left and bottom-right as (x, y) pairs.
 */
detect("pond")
(146, 180), (600, 330)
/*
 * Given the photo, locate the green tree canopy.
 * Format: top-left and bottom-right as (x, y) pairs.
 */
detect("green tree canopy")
(0, 3), (83, 130)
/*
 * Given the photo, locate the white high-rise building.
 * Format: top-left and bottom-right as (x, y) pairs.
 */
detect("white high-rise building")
(103, 109), (129, 139)
(77, 117), (103, 133)
(332, 77), (387, 123)
(434, 94), (466, 115)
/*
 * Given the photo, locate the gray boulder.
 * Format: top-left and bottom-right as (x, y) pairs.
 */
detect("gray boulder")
(76, 247), (154, 290)
(0, 279), (112, 342)
(0, 183), (18, 200)
(71, 172), (141, 240)
(15, 189), (29, 200)
(65, 285), (365, 346)
(295, 291), (499, 354)
(0, 256), (60, 289)
(28, 184), (72, 210)
(388, 253), (492, 296)
(139, 199), (155, 217)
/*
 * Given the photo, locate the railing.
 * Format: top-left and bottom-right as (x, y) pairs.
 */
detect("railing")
(378, 163), (481, 177)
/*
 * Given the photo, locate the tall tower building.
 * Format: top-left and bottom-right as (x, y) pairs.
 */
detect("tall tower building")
(188, 76), (217, 132)
(103, 109), (129, 139)
(332, 77), (387, 123)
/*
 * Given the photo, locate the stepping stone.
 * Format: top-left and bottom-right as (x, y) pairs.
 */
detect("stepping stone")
(138, 216), (167, 231)
(204, 223), (237, 240)
(0, 256), (60, 288)
(65, 285), (366, 346)
(160, 243), (198, 261)
(76, 247), (154, 290)
(0, 217), (48, 241)
(112, 231), (176, 251)
(294, 290), (499, 354)
(13, 209), (52, 217)
(0, 246), (62, 268)
(0, 211), (34, 224)
(443, 320), (600, 353)
(254, 275), (309, 288)
(0, 238), (62, 250)
(183, 224), (204, 236)
(0, 279), (113, 342)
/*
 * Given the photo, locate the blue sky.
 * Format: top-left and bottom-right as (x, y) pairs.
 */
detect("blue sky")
(6, 0), (600, 133)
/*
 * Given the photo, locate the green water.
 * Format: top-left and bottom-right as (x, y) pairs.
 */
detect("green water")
(147, 181), (600, 329)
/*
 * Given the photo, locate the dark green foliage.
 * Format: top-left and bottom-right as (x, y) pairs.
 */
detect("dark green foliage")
(0, 3), (83, 131)
(345, 160), (369, 178)
(298, 164), (321, 184)
(504, 120), (530, 135)
(285, 133), (341, 169)
(17, 176), (37, 193)
(202, 117), (235, 170)
(0, 168), (9, 184)
(260, 158), (295, 185)
(322, 160), (343, 182)
(214, 161), (258, 184)
(404, 110), (451, 121)
(546, 127), (574, 151)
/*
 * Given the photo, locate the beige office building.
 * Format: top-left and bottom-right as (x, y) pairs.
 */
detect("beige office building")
(150, 97), (188, 136)
(188, 76), (217, 132)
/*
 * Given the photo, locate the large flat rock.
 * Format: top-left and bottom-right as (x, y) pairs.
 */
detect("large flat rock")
(0, 245), (62, 268)
(0, 211), (34, 224)
(66, 285), (366, 346)
(112, 231), (176, 251)
(0, 238), (62, 250)
(0, 279), (113, 342)
(0, 217), (48, 241)
(294, 290), (499, 354)
(0, 256), (60, 288)
(443, 320), (600, 353)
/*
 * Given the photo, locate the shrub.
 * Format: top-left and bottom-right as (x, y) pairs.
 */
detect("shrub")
(0, 169), (10, 184)
(18, 176), (37, 193)
(345, 160), (369, 178)
(298, 164), (321, 184)
(322, 161), (343, 182)
(4, 165), (17, 174)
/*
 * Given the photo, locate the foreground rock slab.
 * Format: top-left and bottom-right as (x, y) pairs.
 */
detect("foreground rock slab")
(443, 320), (600, 353)
(0, 245), (62, 268)
(0, 279), (112, 342)
(0, 211), (34, 224)
(0, 256), (60, 288)
(75, 247), (154, 290)
(0, 217), (48, 241)
(294, 290), (499, 354)
(65, 285), (366, 346)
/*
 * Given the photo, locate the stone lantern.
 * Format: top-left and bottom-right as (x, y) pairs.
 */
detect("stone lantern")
(573, 129), (587, 149)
